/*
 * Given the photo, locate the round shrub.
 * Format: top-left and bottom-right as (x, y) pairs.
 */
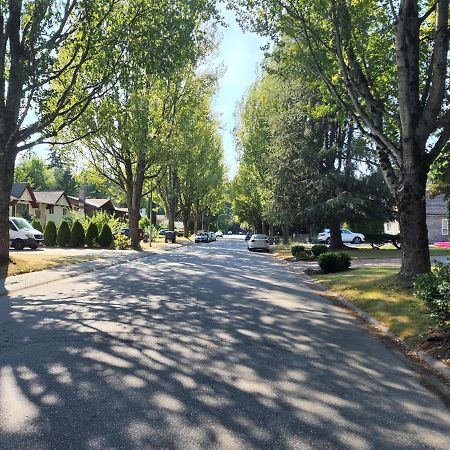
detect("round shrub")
(85, 222), (99, 247)
(70, 221), (85, 248)
(31, 219), (43, 232)
(43, 221), (57, 246)
(291, 245), (305, 257)
(295, 250), (315, 261)
(98, 224), (113, 248)
(318, 252), (351, 273)
(414, 263), (450, 327)
(311, 244), (328, 258)
(57, 221), (71, 248)
(114, 234), (131, 250)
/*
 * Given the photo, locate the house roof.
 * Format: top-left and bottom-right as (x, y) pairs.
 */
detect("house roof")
(11, 182), (38, 206)
(11, 182), (28, 199)
(86, 198), (113, 208)
(114, 207), (128, 213)
(34, 191), (69, 206)
(426, 194), (448, 216)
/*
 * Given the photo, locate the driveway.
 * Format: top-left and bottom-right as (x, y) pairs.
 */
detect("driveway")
(0, 240), (449, 449)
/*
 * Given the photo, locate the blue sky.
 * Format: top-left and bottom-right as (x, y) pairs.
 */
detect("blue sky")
(214, 7), (267, 178)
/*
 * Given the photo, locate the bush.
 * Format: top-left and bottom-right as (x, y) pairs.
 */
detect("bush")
(295, 250), (315, 261)
(318, 252), (351, 273)
(139, 216), (150, 229)
(114, 234), (131, 250)
(98, 224), (113, 248)
(311, 244), (328, 258)
(364, 233), (401, 249)
(57, 221), (71, 247)
(291, 245), (305, 257)
(70, 221), (85, 248)
(85, 222), (99, 247)
(414, 263), (450, 328)
(31, 219), (43, 232)
(43, 221), (57, 246)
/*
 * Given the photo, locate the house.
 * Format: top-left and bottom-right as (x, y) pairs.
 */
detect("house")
(33, 191), (71, 227)
(384, 194), (449, 243)
(9, 182), (38, 218)
(68, 196), (126, 218)
(427, 194), (448, 243)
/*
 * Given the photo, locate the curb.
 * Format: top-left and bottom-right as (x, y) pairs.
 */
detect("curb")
(1, 242), (191, 297)
(278, 258), (450, 386)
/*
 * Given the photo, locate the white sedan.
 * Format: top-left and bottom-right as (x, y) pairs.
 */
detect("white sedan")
(318, 229), (365, 244)
(215, 230), (223, 238)
(247, 234), (270, 252)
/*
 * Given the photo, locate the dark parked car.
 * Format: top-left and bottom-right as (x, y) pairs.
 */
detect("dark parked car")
(114, 228), (148, 242)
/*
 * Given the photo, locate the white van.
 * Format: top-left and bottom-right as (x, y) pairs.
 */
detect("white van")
(9, 217), (44, 250)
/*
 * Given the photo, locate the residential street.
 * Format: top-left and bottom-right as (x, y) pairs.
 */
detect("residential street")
(1, 239), (449, 450)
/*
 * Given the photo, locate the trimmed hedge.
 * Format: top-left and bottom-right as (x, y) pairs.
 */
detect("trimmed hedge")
(44, 221), (57, 246)
(57, 221), (71, 248)
(31, 219), (43, 232)
(70, 221), (85, 248)
(98, 224), (113, 248)
(291, 245), (305, 257)
(318, 252), (351, 273)
(311, 244), (328, 258)
(85, 222), (99, 247)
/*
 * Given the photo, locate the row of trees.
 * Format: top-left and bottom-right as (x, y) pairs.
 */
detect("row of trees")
(0, 0), (224, 273)
(233, 71), (395, 247)
(231, 0), (450, 279)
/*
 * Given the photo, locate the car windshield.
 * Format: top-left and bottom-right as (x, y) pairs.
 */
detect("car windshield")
(253, 234), (267, 239)
(12, 218), (33, 230)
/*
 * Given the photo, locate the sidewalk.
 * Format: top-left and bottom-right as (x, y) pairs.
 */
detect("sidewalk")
(1, 243), (187, 296)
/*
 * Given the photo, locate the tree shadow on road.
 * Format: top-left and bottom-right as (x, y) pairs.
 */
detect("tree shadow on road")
(0, 246), (449, 449)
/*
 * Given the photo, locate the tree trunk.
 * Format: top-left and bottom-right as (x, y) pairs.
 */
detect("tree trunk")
(397, 170), (430, 278)
(328, 218), (344, 249)
(182, 209), (190, 238)
(127, 165), (144, 251)
(0, 148), (17, 282)
(282, 224), (289, 245)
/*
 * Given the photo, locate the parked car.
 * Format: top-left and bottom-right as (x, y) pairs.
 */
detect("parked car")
(245, 232), (252, 241)
(318, 228), (365, 244)
(247, 234), (270, 252)
(208, 231), (216, 242)
(159, 229), (183, 237)
(227, 231), (232, 235)
(215, 230), (223, 238)
(114, 227), (148, 242)
(9, 217), (43, 250)
(195, 231), (209, 243)
(158, 229), (168, 236)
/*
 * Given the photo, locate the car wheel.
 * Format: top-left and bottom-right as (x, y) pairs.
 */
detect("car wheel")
(325, 237), (331, 245)
(12, 239), (25, 250)
(352, 237), (362, 244)
(29, 243), (38, 250)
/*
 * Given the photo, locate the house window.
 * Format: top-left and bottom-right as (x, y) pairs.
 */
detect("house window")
(15, 203), (29, 217)
(62, 208), (67, 216)
(48, 206), (54, 214)
(443, 219), (449, 236)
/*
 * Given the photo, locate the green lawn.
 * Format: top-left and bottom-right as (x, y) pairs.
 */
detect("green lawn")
(274, 243), (450, 260)
(313, 267), (431, 345)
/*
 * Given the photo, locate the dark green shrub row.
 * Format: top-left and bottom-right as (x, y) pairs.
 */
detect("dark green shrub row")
(318, 252), (352, 273)
(364, 233), (401, 249)
(414, 263), (450, 328)
(42, 220), (112, 248)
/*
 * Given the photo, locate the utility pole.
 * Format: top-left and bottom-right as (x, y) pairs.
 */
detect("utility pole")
(148, 190), (153, 247)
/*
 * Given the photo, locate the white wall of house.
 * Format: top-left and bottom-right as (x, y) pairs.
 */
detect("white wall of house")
(384, 221), (400, 235)
(34, 197), (70, 227)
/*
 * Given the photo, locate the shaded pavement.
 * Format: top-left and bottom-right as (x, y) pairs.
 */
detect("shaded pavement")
(0, 240), (449, 449)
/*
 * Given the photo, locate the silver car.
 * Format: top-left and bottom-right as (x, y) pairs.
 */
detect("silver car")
(247, 234), (270, 252)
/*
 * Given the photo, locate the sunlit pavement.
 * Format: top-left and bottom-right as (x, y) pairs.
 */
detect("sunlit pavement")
(0, 240), (449, 449)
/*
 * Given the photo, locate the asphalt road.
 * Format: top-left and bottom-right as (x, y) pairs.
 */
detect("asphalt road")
(0, 239), (449, 449)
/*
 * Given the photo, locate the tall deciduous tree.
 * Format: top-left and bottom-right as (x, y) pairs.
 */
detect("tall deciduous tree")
(0, 1), (138, 273)
(232, 0), (450, 279)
